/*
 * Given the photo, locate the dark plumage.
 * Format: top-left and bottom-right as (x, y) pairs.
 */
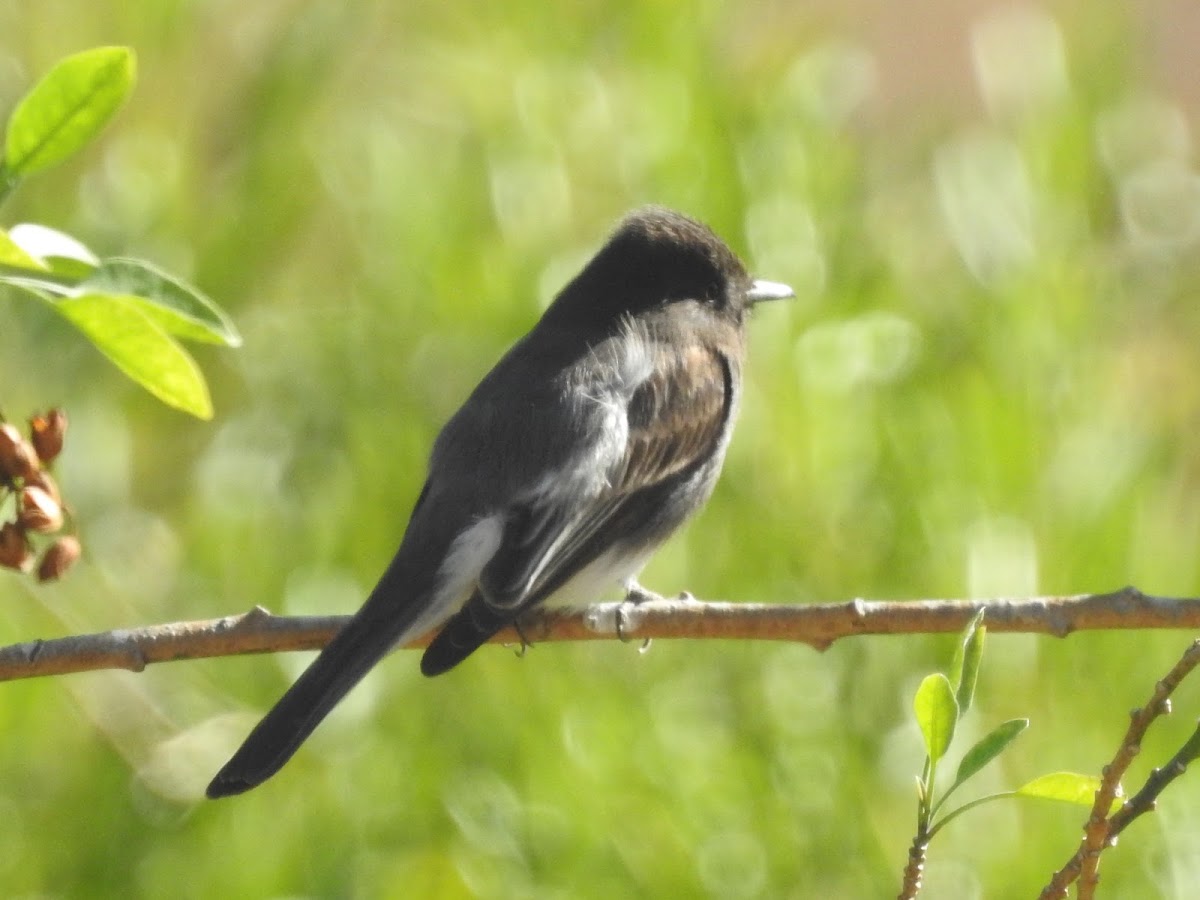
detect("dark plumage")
(207, 206), (791, 798)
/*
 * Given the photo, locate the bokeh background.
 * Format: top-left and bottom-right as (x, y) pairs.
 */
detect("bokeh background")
(3, 1), (1200, 897)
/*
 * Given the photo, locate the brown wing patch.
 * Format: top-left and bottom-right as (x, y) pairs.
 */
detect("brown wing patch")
(617, 341), (732, 493)
(475, 334), (734, 612)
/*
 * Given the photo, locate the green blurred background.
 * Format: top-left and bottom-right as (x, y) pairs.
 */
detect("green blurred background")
(3, 1), (1200, 897)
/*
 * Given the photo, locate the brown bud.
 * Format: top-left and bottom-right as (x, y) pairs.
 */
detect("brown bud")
(29, 409), (67, 464)
(24, 469), (61, 505)
(0, 522), (32, 571)
(18, 486), (63, 533)
(37, 535), (81, 582)
(0, 423), (39, 480)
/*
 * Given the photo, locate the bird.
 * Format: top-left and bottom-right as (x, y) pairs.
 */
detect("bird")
(206, 205), (793, 798)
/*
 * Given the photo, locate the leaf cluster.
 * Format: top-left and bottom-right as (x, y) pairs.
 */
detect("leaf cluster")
(903, 612), (1122, 897)
(0, 47), (239, 418)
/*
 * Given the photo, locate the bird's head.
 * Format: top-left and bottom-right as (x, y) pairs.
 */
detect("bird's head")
(544, 206), (792, 329)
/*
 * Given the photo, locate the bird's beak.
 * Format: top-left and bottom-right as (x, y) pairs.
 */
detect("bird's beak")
(746, 279), (794, 304)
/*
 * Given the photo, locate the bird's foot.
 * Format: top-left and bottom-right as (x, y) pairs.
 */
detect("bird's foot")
(616, 581), (661, 649)
(510, 617), (533, 659)
(625, 583), (664, 605)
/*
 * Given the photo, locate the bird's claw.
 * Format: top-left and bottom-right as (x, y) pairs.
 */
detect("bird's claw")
(511, 617), (532, 659)
(616, 583), (658, 651)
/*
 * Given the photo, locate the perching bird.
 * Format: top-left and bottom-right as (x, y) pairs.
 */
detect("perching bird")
(207, 206), (792, 797)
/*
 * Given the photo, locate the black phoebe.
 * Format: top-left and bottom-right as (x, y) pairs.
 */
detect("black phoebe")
(206, 206), (792, 798)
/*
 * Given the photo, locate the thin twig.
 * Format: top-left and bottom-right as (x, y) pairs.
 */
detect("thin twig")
(1040, 639), (1200, 899)
(1109, 720), (1200, 839)
(0, 586), (1198, 683)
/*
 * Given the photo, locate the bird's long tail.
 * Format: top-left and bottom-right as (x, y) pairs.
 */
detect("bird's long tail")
(206, 571), (434, 798)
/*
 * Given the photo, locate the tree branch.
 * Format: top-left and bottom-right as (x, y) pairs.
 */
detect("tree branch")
(1040, 638), (1200, 899)
(1, 585), (1198, 683)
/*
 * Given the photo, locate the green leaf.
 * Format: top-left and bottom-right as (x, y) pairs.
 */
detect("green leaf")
(0, 267), (73, 296)
(1, 225), (95, 292)
(46, 292), (213, 419)
(8, 221), (100, 267)
(914, 673), (958, 763)
(949, 610), (987, 714)
(3, 47), (136, 178)
(43, 255), (98, 281)
(0, 227), (47, 270)
(1016, 772), (1120, 812)
(80, 258), (242, 346)
(2, 229), (239, 349)
(952, 719), (1028, 790)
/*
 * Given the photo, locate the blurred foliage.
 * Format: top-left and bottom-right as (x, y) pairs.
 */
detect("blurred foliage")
(2, 1), (1200, 897)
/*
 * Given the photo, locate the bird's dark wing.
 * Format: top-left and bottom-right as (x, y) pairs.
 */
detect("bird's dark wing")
(420, 331), (736, 675)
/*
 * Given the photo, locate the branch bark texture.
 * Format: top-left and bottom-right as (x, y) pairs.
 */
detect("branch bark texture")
(0, 586), (1196, 683)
